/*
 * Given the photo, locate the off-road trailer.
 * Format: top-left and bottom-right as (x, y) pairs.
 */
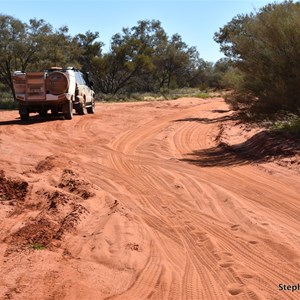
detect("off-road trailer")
(12, 67), (95, 121)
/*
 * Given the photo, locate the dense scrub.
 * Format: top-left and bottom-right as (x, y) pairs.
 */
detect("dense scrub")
(0, 16), (223, 100)
(215, 0), (300, 115)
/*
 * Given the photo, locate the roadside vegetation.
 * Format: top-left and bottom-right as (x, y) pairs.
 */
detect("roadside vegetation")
(214, 0), (300, 120)
(0, 16), (225, 105)
(0, 15), (227, 109)
(0, 0), (300, 138)
(273, 117), (300, 136)
(94, 88), (217, 103)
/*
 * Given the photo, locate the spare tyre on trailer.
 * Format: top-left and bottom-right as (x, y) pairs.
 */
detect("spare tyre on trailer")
(45, 71), (69, 95)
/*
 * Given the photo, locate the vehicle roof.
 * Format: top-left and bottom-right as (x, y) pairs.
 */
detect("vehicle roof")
(45, 66), (81, 73)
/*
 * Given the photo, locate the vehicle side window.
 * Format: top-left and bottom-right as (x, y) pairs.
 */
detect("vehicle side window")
(75, 72), (84, 85)
(81, 74), (88, 85)
(82, 74), (89, 85)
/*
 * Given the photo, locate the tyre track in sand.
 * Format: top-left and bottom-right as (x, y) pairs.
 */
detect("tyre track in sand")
(103, 100), (300, 299)
(0, 98), (299, 300)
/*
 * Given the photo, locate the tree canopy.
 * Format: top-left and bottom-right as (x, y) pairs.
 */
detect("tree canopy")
(0, 15), (85, 97)
(214, 0), (300, 112)
(0, 15), (220, 98)
(90, 20), (205, 94)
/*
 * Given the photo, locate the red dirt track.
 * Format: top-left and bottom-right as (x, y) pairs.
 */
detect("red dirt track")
(0, 98), (299, 300)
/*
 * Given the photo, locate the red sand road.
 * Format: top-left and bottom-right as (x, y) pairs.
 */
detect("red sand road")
(0, 97), (299, 300)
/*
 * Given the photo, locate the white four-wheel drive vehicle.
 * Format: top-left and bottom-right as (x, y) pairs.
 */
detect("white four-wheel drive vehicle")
(12, 67), (95, 120)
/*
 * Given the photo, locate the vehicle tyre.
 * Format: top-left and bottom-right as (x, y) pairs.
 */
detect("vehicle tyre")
(46, 71), (69, 95)
(19, 105), (29, 121)
(77, 102), (87, 115)
(20, 113), (29, 121)
(63, 101), (73, 120)
(87, 99), (95, 114)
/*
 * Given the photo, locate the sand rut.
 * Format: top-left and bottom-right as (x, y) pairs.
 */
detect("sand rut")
(0, 98), (299, 299)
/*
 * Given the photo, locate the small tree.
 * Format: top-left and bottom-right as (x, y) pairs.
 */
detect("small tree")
(214, 0), (300, 112)
(0, 15), (83, 97)
(73, 30), (103, 72)
(91, 19), (203, 94)
(0, 15), (28, 97)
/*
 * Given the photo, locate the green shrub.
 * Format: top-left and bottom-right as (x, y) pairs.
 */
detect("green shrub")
(28, 243), (47, 250)
(95, 88), (214, 102)
(215, 1), (300, 114)
(0, 98), (18, 110)
(220, 68), (244, 90)
(194, 93), (212, 99)
(273, 117), (300, 136)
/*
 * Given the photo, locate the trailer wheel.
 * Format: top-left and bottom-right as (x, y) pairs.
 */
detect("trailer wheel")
(19, 105), (29, 121)
(20, 113), (29, 121)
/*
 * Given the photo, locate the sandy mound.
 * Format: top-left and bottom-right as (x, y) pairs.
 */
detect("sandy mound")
(2, 164), (93, 256)
(0, 171), (28, 202)
(183, 120), (300, 171)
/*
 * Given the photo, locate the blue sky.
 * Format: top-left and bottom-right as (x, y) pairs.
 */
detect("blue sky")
(1, 0), (275, 62)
